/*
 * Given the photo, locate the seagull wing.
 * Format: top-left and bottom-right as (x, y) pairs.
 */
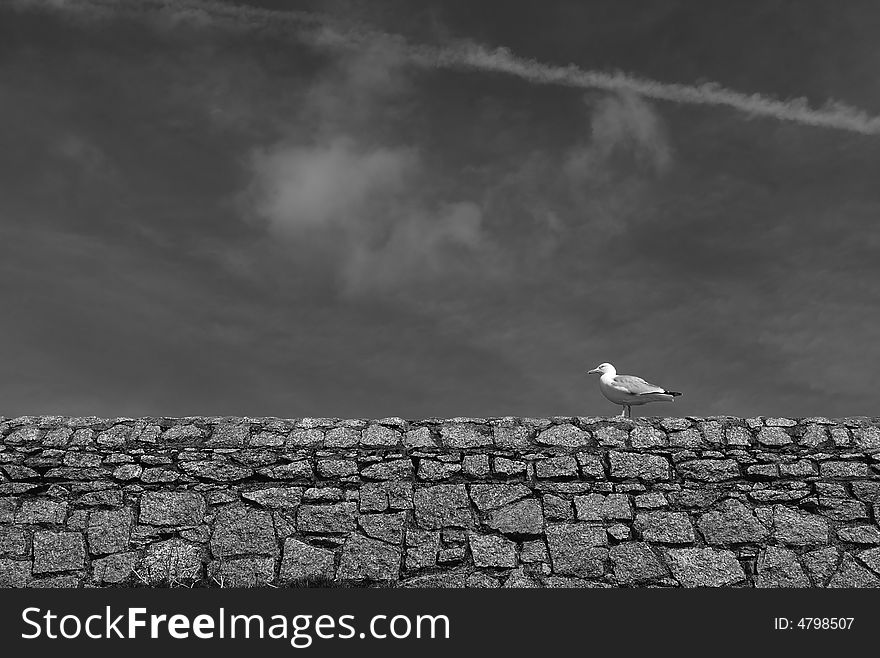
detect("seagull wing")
(612, 375), (666, 396)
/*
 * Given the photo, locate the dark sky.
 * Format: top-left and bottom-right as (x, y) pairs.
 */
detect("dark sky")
(3, 0), (880, 419)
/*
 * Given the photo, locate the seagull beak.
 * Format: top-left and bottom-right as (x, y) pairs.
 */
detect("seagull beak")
(587, 368), (600, 374)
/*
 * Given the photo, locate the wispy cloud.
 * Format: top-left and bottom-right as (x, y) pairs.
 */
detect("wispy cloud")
(14, 0), (880, 135)
(566, 91), (672, 179)
(246, 136), (493, 297)
(240, 36), (494, 298)
(248, 137), (416, 233)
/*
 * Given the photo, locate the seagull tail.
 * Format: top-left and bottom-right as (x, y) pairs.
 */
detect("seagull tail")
(665, 390), (682, 397)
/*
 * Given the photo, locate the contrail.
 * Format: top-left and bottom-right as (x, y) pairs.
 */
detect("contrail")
(13, 0), (880, 135)
(421, 44), (880, 135)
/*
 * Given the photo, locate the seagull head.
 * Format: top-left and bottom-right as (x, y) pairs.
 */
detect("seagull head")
(587, 362), (616, 376)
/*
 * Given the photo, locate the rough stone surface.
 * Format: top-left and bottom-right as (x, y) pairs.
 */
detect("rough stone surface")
(670, 428), (703, 448)
(546, 523), (607, 576)
(697, 499), (769, 544)
(360, 512), (407, 543)
(88, 508), (132, 555)
(726, 427), (753, 446)
(406, 529), (440, 570)
(772, 506), (829, 546)
(820, 461), (869, 478)
(33, 531), (86, 574)
(279, 538), (335, 582)
(162, 425), (206, 443)
(857, 547), (880, 576)
(242, 487), (303, 510)
(609, 452), (670, 481)
(535, 456), (579, 479)
(297, 503), (357, 534)
(469, 533), (517, 568)
(0, 558), (31, 587)
(337, 534), (401, 581)
(462, 454), (490, 477)
(665, 548), (746, 587)
(361, 425), (402, 447)
(0, 527), (28, 557)
(404, 427), (435, 448)
(361, 459), (412, 480)
(543, 494), (573, 520)
(629, 426), (667, 448)
(470, 484), (531, 511)
(304, 487), (342, 502)
(359, 481), (412, 512)
(577, 453), (605, 478)
(854, 426), (880, 451)
(575, 493), (633, 521)
(486, 499), (543, 535)
(757, 427), (793, 446)
(209, 557), (276, 587)
(286, 429), (323, 447)
(258, 460), (312, 480)
(827, 554), (880, 587)
(418, 460), (461, 481)
(142, 539), (204, 584)
(317, 459), (358, 478)
(837, 525), (880, 544)
(16, 499), (67, 524)
(414, 485), (472, 529)
(2, 414), (880, 587)
(802, 547), (840, 586)
(536, 424), (591, 447)
(91, 551), (139, 584)
(595, 426), (628, 447)
(492, 424), (531, 449)
(113, 464), (143, 481)
(210, 507), (278, 557)
(324, 427), (360, 448)
(678, 459), (740, 482)
(440, 423), (491, 448)
(140, 491), (206, 526)
(756, 546), (810, 587)
(635, 511), (695, 544)
(610, 542), (667, 585)
(180, 461), (253, 481)
(208, 423), (250, 448)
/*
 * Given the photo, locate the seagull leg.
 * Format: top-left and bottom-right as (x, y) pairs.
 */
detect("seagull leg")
(619, 407), (626, 418)
(627, 405), (632, 419)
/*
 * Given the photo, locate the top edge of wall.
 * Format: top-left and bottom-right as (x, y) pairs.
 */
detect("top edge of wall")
(2, 414), (880, 426)
(2, 414), (880, 448)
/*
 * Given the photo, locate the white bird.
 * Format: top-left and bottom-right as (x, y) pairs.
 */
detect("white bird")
(587, 362), (681, 418)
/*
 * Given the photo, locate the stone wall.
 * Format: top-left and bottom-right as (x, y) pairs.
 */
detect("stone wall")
(1, 415), (879, 588)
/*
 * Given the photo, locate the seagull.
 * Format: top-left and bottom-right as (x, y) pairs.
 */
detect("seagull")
(587, 362), (681, 418)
